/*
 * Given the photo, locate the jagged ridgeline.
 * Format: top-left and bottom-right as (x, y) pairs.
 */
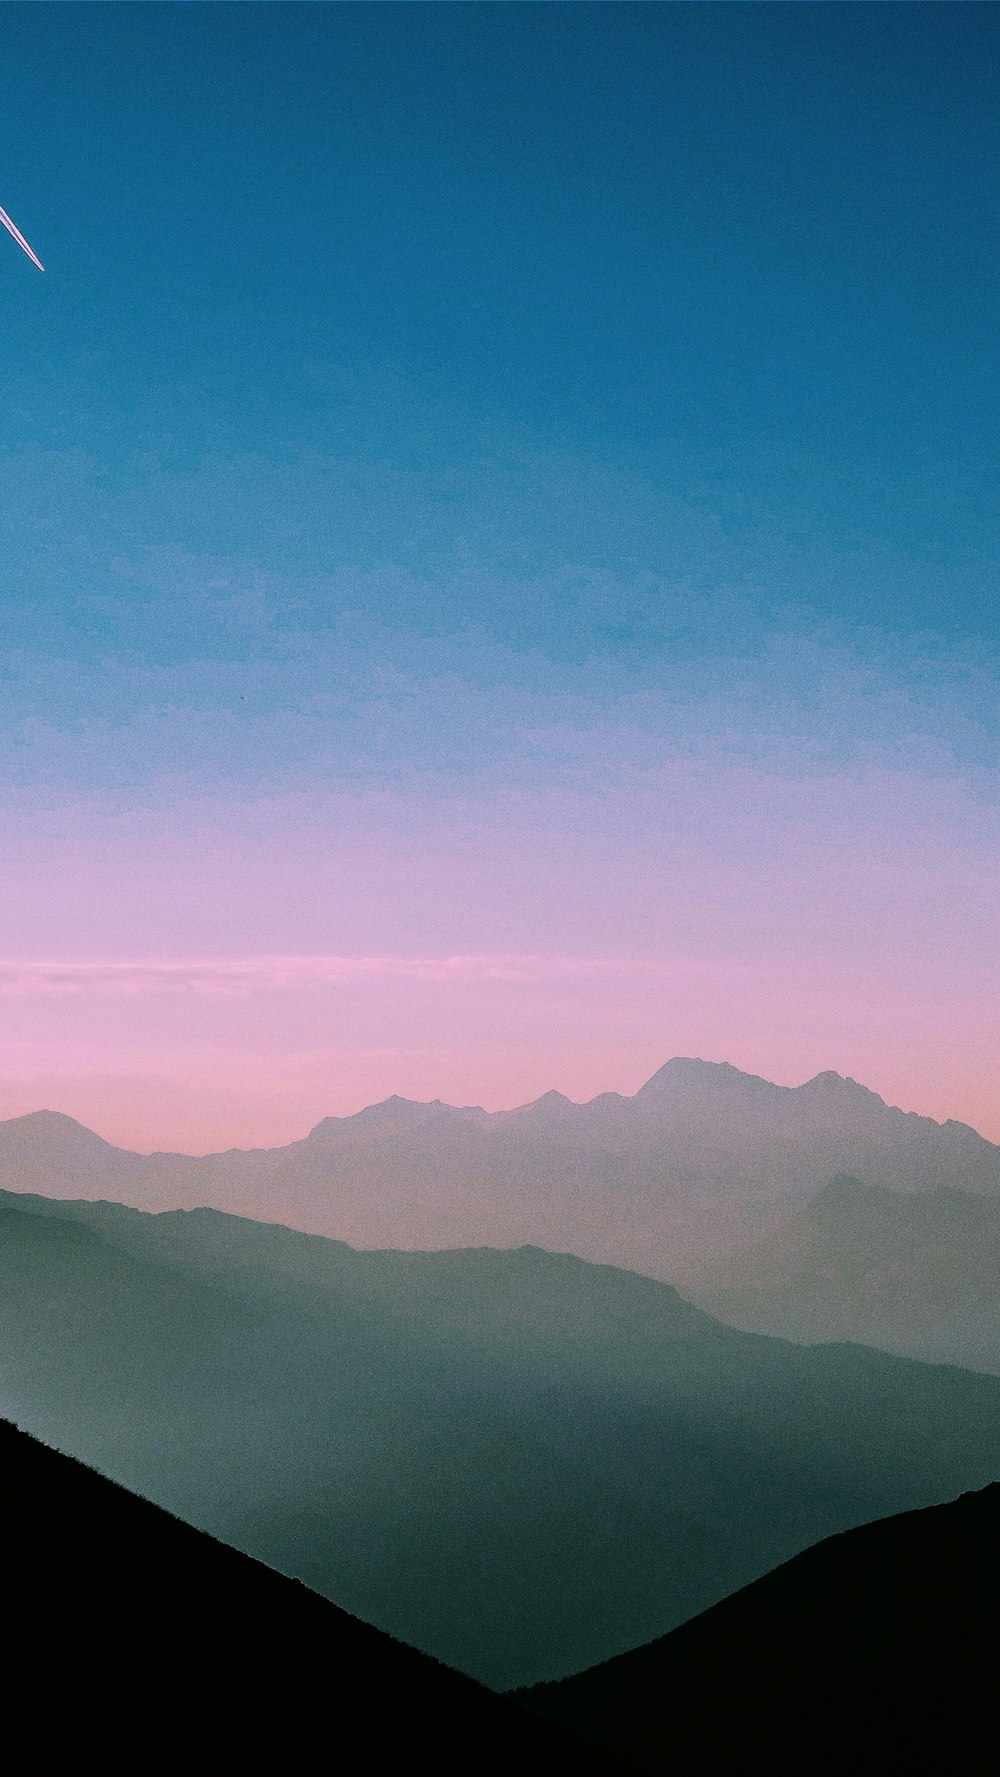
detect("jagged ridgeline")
(2, 1059), (998, 1282)
(3, 1186), (1000, 1687)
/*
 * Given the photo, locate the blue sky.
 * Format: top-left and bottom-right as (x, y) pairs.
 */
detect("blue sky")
(4, 4), (998, 636)
(0, 4), (998, 1145)
(2, 3), (997, 762)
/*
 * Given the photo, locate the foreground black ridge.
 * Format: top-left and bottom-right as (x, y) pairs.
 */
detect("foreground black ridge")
(518, 1482), (1000, 1775)
(0, 1416), (629, 1774)
(5, 1186), (1000, 1688)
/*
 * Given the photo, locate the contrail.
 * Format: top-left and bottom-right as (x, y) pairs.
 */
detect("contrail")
(0, 204), (44, 270)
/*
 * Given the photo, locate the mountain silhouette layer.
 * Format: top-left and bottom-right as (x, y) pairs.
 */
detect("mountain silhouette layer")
(0, 1417), (626, 1775)
(518, 1481), (1000, 1774)
(2, 1058), (998, 1279)
(694, 1173), (1000, 1373)
(5, 1187), (1000, 1685)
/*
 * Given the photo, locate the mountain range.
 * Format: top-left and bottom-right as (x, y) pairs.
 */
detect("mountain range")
(5, 1183), (1000, 1686)
(694, 1172), (1000, 1373)
(1, 1415), (625, 1775)
(520, 1480), (1000, 1774)
(3, 1057), (998, 1280)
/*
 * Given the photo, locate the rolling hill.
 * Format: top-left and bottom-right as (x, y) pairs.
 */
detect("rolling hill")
(519, 1480), (1000, 1774)
(3, 1187), (1000, 1687)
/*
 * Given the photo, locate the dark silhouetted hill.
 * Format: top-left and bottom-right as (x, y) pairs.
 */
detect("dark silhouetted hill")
(5, 1189), (1000, 1686)
(697, 1173), (1000, 1372)
(518, 1481), (1000, 1774)
(2, 1060), (998, 1279)
(0, 1417), (626, 1775)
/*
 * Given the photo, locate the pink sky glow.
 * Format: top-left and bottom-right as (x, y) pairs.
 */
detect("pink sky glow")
(5, 7), (999, 1173)
(2, 742), (996, 1152)
(0, 948), (996, 1153)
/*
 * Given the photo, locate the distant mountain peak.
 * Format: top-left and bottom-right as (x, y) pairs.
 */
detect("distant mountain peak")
(362, 1093), (424, 1117)
(0, 1109), (119, 1152)
(8, 1108), (90, 1130)
(503, 1090), (577, 1122)
(636, 1058), (775, 1097)
(307, 1095), (429, 1136)
(305, 1114), (344, 1140)
(306, 1094), (487, 1142)
(797, 1071), (886, 1106)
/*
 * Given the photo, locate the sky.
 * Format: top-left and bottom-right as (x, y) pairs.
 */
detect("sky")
(1, 2), (998, 1150)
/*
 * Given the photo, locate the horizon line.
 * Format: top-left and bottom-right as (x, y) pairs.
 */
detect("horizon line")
(1, 1059), (990, 1160)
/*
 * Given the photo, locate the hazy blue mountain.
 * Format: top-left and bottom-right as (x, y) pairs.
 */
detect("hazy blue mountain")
(1, 1416), (626, 1776)
(2, 1058), (998, 1280)
(4, 1188), (1000, 1686)
(519, 1481), (1000, 1775)
(694, 1173), (1000, 1373)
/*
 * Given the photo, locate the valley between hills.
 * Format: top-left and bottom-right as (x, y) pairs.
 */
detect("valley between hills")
(4, 1059), (1000, 1768)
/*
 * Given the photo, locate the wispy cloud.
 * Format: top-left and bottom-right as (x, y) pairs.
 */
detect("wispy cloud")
(0, 954), (680, 998)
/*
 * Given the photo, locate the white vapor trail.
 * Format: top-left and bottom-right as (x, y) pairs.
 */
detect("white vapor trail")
(0, 204), (44, 270)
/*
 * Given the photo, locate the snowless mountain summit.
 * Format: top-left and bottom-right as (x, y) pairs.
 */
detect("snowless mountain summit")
(0, 1060), (997, 1279)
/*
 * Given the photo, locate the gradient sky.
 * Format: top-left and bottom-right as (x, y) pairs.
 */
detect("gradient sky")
(1, 2), (998, 1150)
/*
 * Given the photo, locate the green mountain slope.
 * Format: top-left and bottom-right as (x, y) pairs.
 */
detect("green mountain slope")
(3, 1190), (1000, 1687)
